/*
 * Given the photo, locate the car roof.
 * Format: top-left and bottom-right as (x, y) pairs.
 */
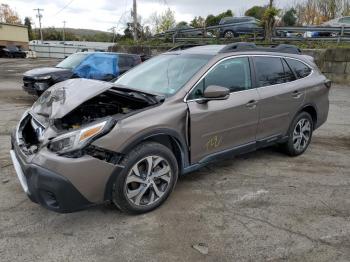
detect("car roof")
(168, 44), (302, 57)
(168, 45), (226, 55)
(75, 52), (138, 56)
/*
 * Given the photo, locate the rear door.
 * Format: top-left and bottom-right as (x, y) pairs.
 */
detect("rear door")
(253, 56), (306, 140)
(187, 57), (260, 163)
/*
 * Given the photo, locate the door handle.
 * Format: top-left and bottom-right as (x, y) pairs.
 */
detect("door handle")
(246, 100), (258, 109)
(292, 90), (303, 99)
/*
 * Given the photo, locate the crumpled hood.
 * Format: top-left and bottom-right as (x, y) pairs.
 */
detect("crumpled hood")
(24, 67), (71, 77)
(31, 78), (113, 120)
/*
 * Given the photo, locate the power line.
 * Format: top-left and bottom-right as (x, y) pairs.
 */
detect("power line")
(109, 26), (116, 43)
(33, 8), (44, 43)
(54, 0), (75, 16)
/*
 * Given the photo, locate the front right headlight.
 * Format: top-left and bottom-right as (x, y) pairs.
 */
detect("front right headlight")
(48, 120), (108, 154)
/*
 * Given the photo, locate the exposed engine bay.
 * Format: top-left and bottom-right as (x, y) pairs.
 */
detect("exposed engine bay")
(19, 85), (162, 155)
(54, 88), (158, 130)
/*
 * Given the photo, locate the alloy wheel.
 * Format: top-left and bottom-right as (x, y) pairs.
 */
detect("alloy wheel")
(125, 156), (172, 207)
(293, 118), (311, 152)
(224, 31), (234, 38)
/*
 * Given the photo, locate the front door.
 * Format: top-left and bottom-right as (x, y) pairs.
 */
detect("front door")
(186, 57), (260, 164)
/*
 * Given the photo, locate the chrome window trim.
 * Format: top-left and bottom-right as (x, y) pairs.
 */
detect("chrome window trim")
(184, 54), (314, 103)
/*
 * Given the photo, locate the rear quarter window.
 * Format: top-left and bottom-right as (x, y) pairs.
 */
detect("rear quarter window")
(285, 59), (312, 79)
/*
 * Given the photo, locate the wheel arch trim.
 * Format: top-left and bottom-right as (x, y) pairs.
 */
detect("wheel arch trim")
(103, 128), (189, 201)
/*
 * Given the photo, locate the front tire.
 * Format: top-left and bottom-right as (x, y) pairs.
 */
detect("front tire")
(112, 142), (178, 214)
(282, 112), (314, 156)
(224, 30), (237, 38)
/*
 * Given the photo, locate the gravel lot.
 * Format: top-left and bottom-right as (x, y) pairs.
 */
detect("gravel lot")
(0, 58), (349, 262)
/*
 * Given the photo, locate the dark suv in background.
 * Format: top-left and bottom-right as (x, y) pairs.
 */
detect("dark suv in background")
(0, 45), (26, 58)
(22, 52), (141, 96)
(219, 16), (263, 38)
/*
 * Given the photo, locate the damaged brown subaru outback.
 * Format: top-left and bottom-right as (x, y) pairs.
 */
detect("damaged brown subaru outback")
(10, 43), (331, 214)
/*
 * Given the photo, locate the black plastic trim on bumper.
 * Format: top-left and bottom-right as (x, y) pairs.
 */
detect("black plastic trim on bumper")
(11, 136), (93, 213)
(24, 163), (94, 213)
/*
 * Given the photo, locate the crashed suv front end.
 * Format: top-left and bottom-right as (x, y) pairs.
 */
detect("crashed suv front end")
(10, 78), (163, 212)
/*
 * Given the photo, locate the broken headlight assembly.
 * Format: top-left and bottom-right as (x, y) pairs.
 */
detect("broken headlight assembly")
(48, 120), (113, 155)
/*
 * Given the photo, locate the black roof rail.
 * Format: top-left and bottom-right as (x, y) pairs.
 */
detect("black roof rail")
(219, 42), (301, 55)
(168, 44), (204, 52)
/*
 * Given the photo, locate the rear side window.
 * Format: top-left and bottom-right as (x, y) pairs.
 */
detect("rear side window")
(118, 56), (128, 67)
(286, 59), (312, 79)
(282, 59), (297, 82)
(254, 57), (285, 87)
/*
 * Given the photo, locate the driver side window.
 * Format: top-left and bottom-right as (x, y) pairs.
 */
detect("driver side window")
(188, 57), (252, 100)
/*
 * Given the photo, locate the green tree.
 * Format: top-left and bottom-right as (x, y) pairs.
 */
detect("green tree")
(245, 6), (266, 20)
(43, 27), (61, 40)
(263, 0), (279, 42)
(24, 17), (34, 40)
(124, 22), (142, 39)
(190, 16), (205, 28)
(176, 21), (188, 28)
(0, 3), (21, 24)
(282, 8), (297, 26)
(205, 10), (234, 26)
(158, 8), (176, 32)
(149, 8), (176, 33)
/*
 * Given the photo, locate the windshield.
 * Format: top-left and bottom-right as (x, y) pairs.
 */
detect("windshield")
(115, 54), (211, 96)
(56, 53), (89, 69)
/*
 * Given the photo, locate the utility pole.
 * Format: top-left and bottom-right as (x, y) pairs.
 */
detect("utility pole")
(33, 8), (44, 43)
(110, 26), (116, 43)
(62, 21), (66, 42)
(132, 0), (138, 41)
(265, 0), (274, 43)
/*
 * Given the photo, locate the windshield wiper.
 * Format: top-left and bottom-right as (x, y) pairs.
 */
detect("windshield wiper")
(112, 85), (165, 104)
(112, 84), (159, 96)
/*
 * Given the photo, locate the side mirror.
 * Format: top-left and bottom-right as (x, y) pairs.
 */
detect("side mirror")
(203, 85), (230, 100)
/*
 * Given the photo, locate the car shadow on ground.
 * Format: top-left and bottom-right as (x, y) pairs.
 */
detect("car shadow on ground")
(71, 145), (286, 216)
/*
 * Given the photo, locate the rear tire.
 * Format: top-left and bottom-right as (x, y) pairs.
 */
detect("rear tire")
(282, 112), (314, 156)
(112, 142), (178, 214)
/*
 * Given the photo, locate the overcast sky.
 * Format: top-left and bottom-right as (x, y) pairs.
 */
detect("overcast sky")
(2, 0), (296, 32)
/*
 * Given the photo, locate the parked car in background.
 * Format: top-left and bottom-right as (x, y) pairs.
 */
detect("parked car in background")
(166, 24), (213, 37)
(304, 17), (350, 38)
(10, 43), (330, 214)
(0, 45), (26, 58)
(22, 52), (141, 96)
(219, 16), (263, 38)
(323, 16), (350, 27)
(304, 30), (333, 38)
(277, 31), (304, 38)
